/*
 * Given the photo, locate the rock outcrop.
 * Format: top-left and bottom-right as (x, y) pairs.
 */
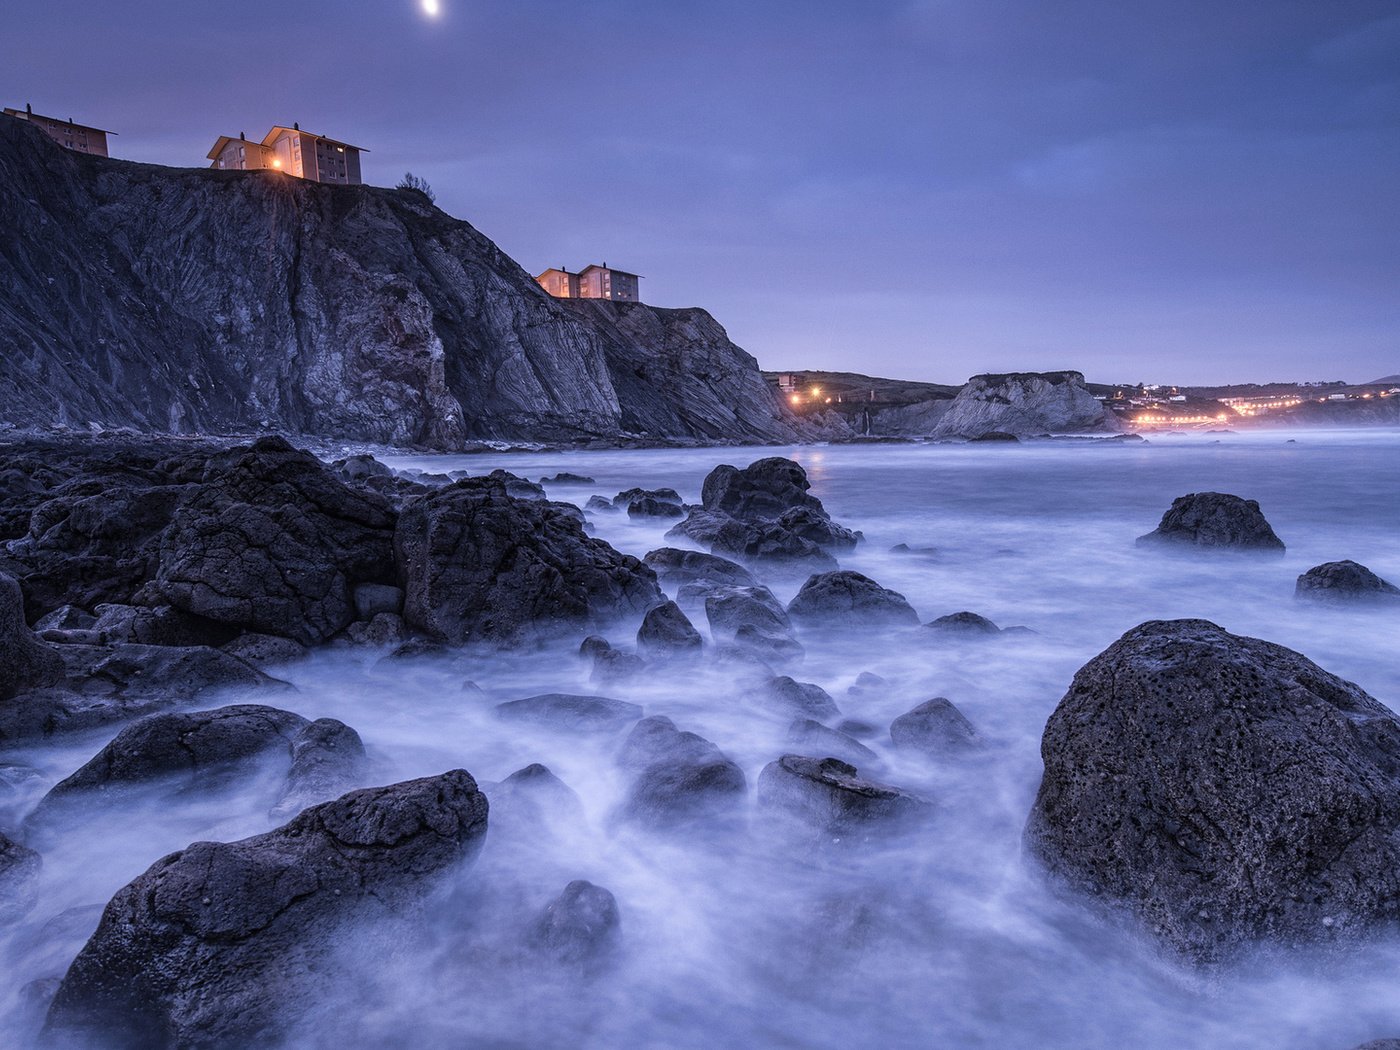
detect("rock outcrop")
(0, 116), (802, 446)
(1026, 619), (1400, 962)
(889, 698), (980, 755)
(786, 571), (919, 628)
(615, 716), (746, 831)
(870, 372), (1119, 438)
(1137, 492), (1285, 553)
(757, 755), (930, 840)
(44, 770), (489, 1049)
(1295, 561), (1400, 604)
(0, 573), (62, 700)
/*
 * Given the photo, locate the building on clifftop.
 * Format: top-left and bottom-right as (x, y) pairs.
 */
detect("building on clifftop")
(535, 263), (642, 302)
(207, 123), (365, 184)
(3, 103), (112, 156)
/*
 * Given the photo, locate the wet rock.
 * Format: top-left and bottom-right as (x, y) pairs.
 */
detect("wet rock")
(220, 633), (310, 668)
(529, 880), (621, 968)
(837, 719), (879, 739)
(382, 638), (449, 661)
(330, 454), (393, 484)
(615, 716), (747, 831)
(486, 469), (546, 501)
(0, 573), (63, 700)
(1295, 561), (1400, 605)
(613, 486), (683, 509)
(757, 755), (931, 840)
(156, 437), (398, 644)
(700, 458), (825, 521)
(890, 698), (980, 756)
(1025, 618), (1400, 962)
(705, 516), (840, 571)
(924, 611), (1001, 636)
(584, 495), (617, 512)
(578, 635), (612, 660)
(395, 478), (661, 647)
(0, 830), (41, 922)
(758, 676), (841, 721)
(353, 583), (404, 621)
(343, 612), (409, 648)
(890, 543), (940, 560)
(31, 704), (310, 825)
(786, 571), (919, 628)
(847, 672), (887, 698)
(733, 625), (805, 662)
(55, 603), (238, 649)
(704, 586), (791, 639)
(484, 763), (586, 841)
(636, 601), (703, 655)
(968, 430), (1020, 442)
(270, 719), (367, 822)
(589, 648), (648, 685)
(43, 770), (489, 1050)
(34, 606), (96, 632)
(642, 547), (757, 590)
(627, 497), (686, 519)
(540, 473), (595, 485)
(494, 693), (643, 733)
(1136, 492), (1285, 553)
(774, 506), (862, 552)
(787, 719), (879, 768)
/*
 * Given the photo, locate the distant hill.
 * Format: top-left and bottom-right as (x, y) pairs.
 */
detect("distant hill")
(1371, 375), (1400, 385)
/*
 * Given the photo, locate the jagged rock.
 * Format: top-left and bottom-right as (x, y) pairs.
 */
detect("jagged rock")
(875, 372), (1119, 439)
(757, 677), (841, 721)
(615, 716), (746, 831)
(30, 704), (310, 826)
(889, 698), (980, 755)
(540, 473), (595, 485)
(643, 548), (757, 590)
(395, 478), (660, 647)
(636, 601), (703, 655)
(773, 506), (862, 551)
(156, 437), (397, 645)
(1136, 492), (1286, 553)
(787, 719), (879, 767)
(331, 454), (393, 484)
(0, 573), (63, 700)
(705, 517), (839, 570)
(45, 602), (238, 649)
(270, 719), (367, 821)
(34, 606), (96, 632)
(486, 470), (546, 501)
(220, 633), (310, 668)
(924, 611), (1001, 636)
(529, 880), (621, 967)
(343, 613), (409, 648)
(1295, 561), (1400, 604)
(0, 830), (41, 922)
(786, 571), (919, 628)
(704, 586), (791, 639)
(43, 770), (489, 1049)
(353, 583), (404, 621)
(613, 487), (683, 509)
(756, 756), (931, 840)
(494, 693), (643, 733)
(627, 497), (685, 519)
(1025, 618), (1400, 962)
(585, 495), (617, 512)
(701, 458), (825, 521)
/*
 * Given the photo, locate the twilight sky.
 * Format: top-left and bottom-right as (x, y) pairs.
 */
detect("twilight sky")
(6, 0), (1397, 385)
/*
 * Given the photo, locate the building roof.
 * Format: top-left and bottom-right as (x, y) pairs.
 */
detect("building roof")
(536, 268), (575, 279)
(578, 263), (643, 279)
(260, 126), (369, 153)
(205, 135), (273, 161)
(4, 108), (115, 136)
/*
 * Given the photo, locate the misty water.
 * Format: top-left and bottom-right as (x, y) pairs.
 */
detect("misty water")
(5, 429), (1400, 1048)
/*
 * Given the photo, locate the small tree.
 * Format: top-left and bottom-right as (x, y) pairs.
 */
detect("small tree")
(397, 171), (436, 204)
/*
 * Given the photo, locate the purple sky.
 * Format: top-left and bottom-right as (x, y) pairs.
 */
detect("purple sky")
(6, 1), (1398, 385)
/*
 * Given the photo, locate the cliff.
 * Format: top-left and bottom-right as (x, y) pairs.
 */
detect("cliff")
(0, 116), (801, 447)
(870, 371), (1120, 438)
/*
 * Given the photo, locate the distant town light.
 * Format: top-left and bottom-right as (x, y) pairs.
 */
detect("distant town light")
(271, 158), (282, 168)
(789, 394), (801, 406)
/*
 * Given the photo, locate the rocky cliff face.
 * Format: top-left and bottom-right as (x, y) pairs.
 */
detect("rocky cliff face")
(870, 371), (1118, 438)
(0, 117), (801, 447)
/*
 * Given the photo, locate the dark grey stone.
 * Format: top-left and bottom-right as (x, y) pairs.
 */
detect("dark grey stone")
(757, 676), (841, 721)
(890, 698), (980, 755)
(636, 600), (703, 654)
(786, 571), (919, 628)
(270, 718), (367, 822)
(1295, 560), (1400, 604)
(1136, 492), (1285, 553)
(529, 880), (621, 967)
(494, 693), (643, 733)
(615, 716), (746, 832)
(757, 755), (931, 840)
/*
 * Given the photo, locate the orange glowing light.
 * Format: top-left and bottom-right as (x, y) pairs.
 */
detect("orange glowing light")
(272, 158), (283, 169)
(789, 394), (801, 405)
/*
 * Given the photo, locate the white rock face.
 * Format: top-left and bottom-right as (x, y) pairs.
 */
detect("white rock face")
(872, 372), (1119, 438)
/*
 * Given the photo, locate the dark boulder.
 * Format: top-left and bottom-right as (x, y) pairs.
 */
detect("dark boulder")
(774, 506), (862, 552)
(0, 830), (41, 922)
(700, 458), (824, 521)
(614, 486), (683, 509)
(270, 718), (367, 822)
(486, 469), (546, 501)
(395, 478), (661, 647)
(636, 601), (703, 655)
(1295, 561), (1400, 605)
(889, 698), (980, 756)
(732, 624), (804, 662)
(642, 548), (757, 590)
(156, 437), (397, 645)
(757, 755), (931, 841)
(584, 495), (617, 512)
(589, 647), (648, 685)
(330, 454), (393, 484)
(786, 571), (919, 628)
(1, 573), (63, 701)
(627, 497), (685, 519)
(34, 606), (96, 632)
(494, 693), (643, 733)
(578, 635), (612, 660)
(1136, 492), (1285, 553)
(615, 716), (746, 831)
(1025, 618), (1400, 962)
(342, 612), (409, 648)
(704, 586), (791, 640)
(484, 763), (586, 842)
(787, 719), (879, 768)
(540, 473), (595, 485)
(924, 611), (1001, 636)
(757, 676), (841, 721)
(220, 633), (310, 668)
(706, 516), (840, 571)
(529, 880), (621, 967)
(43, 770), (489, 1050)
(47, 602), (238, 649)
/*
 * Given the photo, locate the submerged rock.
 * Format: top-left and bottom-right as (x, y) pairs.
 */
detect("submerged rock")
(924, 611), (1001, 636)
(787, 719), (879, 768)
(636, 601), (703, 655)
(786, 571), (919, 628)
(484, 764), (586, 842)
(395, 478), (661, 647)
(757, 677), (841, 721)
(615, 716), (746, 831)
(1295, 561), (1400, 605)
(494, 693), (643, 733)
(529, 880), (621, 967)
(0, 831), (41, 922)
(1026, 618), (1400, 962)
(704, 586), (792, 640)
(1136, 492), (1285, 553)
(757, 755), (931, 840)
(889, 698), (980, 756)
(43, 770), (489, 1049)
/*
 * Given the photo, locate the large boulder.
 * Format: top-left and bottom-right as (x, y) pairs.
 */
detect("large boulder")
(494, 693), (643, 734)
(704, 586), (791, 640)
(270, 718), (368, 821)
(642, 548), (756, 590)
(757, 755), (931, 841)
(395, 478), (661, 647)
(156, 437), (398, 645)
(0, 572), (62, 701)
(700, 458), (825, 521)
(757, 676), (841, 721)
(1295, 561), (1400, 605)
(926, 371), (1119, 439)
(528, 880), (621, 968)
(786, 571), (919, 628)
(1136, 492), (1285, 554)
(889, 698), (980, 756)
(615, 716), (746, 831)
(43, 770), (489, 1049)
(636, 600), (703, 655)
(1025, 619), (1400, 962)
